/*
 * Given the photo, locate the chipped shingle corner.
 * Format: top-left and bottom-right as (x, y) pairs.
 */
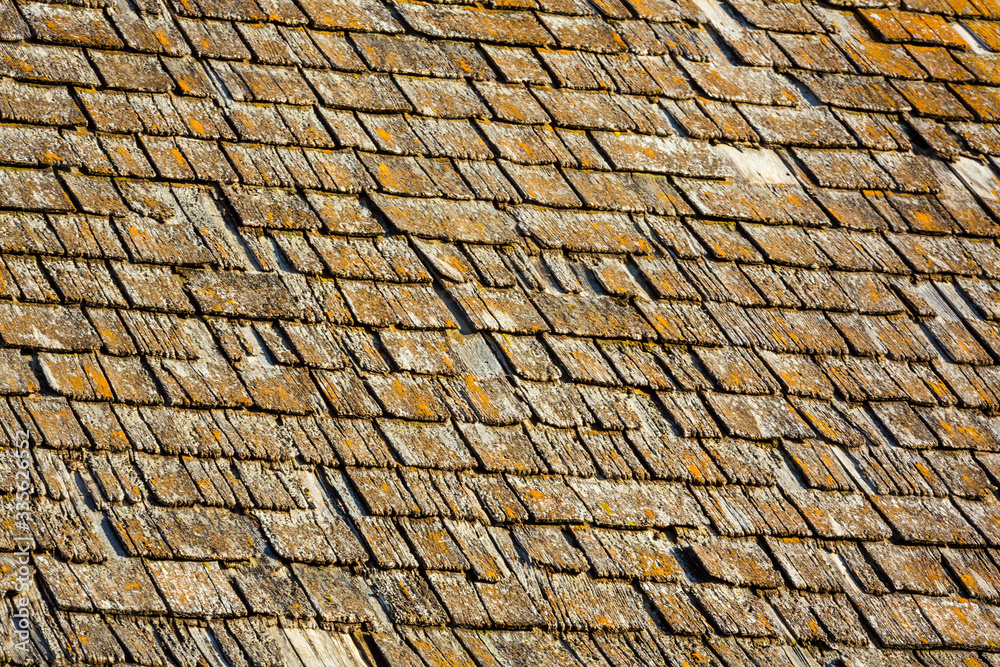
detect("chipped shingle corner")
(4, 0), (1000, 664)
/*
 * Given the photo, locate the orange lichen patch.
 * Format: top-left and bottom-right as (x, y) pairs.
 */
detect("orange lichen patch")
(965, 19), (1000, 49)
(953, 84), (1000, 122)
(20, 3), (122, 49)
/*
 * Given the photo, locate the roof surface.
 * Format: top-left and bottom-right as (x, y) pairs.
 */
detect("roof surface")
(3, 0), (1000, 664)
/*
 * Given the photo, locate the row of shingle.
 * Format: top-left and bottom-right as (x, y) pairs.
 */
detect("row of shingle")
(3, 56), (997, 160)
(22, 415), (1000, 573)
(23, 605), (1000, 667)
(29, 517), (1000, 646)
(8, 130), (1000, 248)
(22, 341), (1000, 448)
(0, 590), (956, 667)
(7, 174), (1000, 280)
(6, 0), (997, 67)
(15, 389), (998, 502)
(22, 395), (1000, 533)
(13, 289), (1000, 423)
(12, 0), (1000, 81)
(10, 280), (1000, 413)
(7, 192), (1000, 312)
(17, 362), (997, 496)
(23, 597), (379, 666)
(18, 303), (1000, 422)
(10, 185), (1000, 288)
(26, 471), (1000, 597)
(6, 73), (1000, 161)
(4, 160), (998, 264)
(0, 154), (979, 242)
(118, 438), (999, 513)
(4, 5), (1000, 112)
(2, 246), (996, 333)
(5, 65), (995, 210)
(40, 429), (976, 510)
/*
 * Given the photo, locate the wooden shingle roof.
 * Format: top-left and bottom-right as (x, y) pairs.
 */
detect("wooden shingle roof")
(4, 0), (1000, 663)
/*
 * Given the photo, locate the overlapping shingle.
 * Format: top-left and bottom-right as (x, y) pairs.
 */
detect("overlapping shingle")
(6, 0), (1000, 663)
